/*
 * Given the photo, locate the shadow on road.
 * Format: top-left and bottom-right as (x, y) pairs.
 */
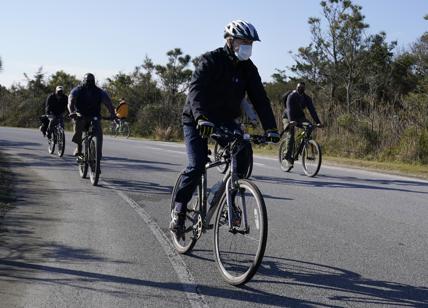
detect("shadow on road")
(184, 249), (427, 307)
(253, 174), (428, 195)
(0, 139), (42, 149)
(0, 251), (426, 307)
(103, 177), (172, 196)
(103, 155), (179, 173)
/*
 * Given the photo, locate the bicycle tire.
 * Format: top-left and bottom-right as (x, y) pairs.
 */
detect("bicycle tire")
(302, 140), (322, 177)
(214, 141), (229, 174)
(57, 127), (65, 157)
(170, 173), (199, 254)
(89, 135), (101, 186)
(278, 139), (293, 172)
(213, 179), (268, 285)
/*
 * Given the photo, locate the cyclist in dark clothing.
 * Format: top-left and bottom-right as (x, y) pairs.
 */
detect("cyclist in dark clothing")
(68, 73), (116, 156)
(170, 19), (280, 235)
(42, 86), (68, 139)
(282, 82), (323, 166)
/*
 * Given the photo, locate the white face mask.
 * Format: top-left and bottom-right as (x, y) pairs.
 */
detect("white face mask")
(235, 44), (252, 61)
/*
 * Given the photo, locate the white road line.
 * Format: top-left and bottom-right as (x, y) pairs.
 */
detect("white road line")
(102, 180), (209, 308)
(253, 162), (265, 167)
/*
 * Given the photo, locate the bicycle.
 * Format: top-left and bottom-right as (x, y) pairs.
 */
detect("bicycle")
(71, 113), (106, 186)
(46, 115), (65, 158)
(110, 118), (130, 138)
(278, 122), (322, 177)
(170, 127), (268, 285)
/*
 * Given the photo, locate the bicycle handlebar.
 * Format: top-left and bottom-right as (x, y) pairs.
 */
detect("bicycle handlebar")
(211, 126), (267, 144)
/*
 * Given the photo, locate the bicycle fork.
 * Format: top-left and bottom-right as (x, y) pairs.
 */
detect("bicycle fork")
(226, 154), (249, 234)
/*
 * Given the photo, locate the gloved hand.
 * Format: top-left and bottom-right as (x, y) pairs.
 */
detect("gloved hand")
(265, 129), (280, 143)
(196, 117), (214, 138)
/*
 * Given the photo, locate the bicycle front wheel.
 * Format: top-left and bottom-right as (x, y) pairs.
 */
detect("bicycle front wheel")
(213, 179), (268, 285)
(170, 173), (199, 254)
(57, 128), (65, 157)
(89, 136), (101, 186)
(302, 140), (322, 177)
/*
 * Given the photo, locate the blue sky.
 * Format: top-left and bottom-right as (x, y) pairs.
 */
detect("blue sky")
(0, 0), (427, 87)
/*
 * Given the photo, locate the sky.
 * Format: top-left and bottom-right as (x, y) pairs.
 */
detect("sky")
(0, 0), (427, 87)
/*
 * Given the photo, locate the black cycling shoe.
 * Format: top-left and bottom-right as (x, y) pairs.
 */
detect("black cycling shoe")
(169, 210), (186, 236)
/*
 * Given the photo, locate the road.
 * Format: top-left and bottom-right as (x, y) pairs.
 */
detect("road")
(0, 126), (427, 307)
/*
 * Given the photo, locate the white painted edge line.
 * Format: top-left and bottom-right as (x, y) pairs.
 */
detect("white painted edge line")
(102, 180), (209, 308)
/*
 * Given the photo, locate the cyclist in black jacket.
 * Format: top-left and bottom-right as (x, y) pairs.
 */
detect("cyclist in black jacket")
(43, 86), (68, 139)
(170, 20), (280, 235)
(282, 82), (323, 166)
(68, 73), (116, 156)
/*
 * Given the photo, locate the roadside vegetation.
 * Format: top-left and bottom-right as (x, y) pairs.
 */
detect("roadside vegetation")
(0, 1), (427, 168)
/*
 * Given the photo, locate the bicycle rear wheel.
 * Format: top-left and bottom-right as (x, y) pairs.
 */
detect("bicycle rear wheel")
(278, 139), (293, 172)
(170, 173), (199, 254)
(89, 135), (101, 186)
(57, 127), (65, 157)
(302, 140), (322, 177)
(213, 179), (268, 285)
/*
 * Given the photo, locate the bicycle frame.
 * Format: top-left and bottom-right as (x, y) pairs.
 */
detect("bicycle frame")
(292, 124), (314, 160)
(198, 134), (252, 234)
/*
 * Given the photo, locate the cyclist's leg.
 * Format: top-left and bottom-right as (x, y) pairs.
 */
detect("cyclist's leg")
(174, 123), (208, 214)
(93, 120), (103, 158)
(40, 116), (49, 136)
(282, 118), (294, 160)
(72, 117), (86, 155)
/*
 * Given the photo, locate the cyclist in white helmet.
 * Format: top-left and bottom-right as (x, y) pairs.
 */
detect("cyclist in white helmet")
(170, 19), (280, 235)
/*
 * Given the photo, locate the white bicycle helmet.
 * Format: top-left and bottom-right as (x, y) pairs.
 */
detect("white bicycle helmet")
(224, 20), (260, 41)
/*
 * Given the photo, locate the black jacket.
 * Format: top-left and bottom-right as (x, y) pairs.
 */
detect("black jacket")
(46, 93), (68, 116)
(68, 85), (114, 117)
(183, 46), (277, 131)
(283, 90), (321, 124)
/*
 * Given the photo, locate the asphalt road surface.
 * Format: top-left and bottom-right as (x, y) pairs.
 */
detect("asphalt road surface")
(0, 126), (427, 307)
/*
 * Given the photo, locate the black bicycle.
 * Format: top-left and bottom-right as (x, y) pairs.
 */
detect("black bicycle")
(71, 113), (105, 186)
(170, 127), (268, 285)
(278, 122), (322, 177)
(47, 116), (65, 157)
(110, 118), (130, 138)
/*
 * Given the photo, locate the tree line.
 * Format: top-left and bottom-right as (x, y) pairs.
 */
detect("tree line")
(0, 0), (427, 164)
